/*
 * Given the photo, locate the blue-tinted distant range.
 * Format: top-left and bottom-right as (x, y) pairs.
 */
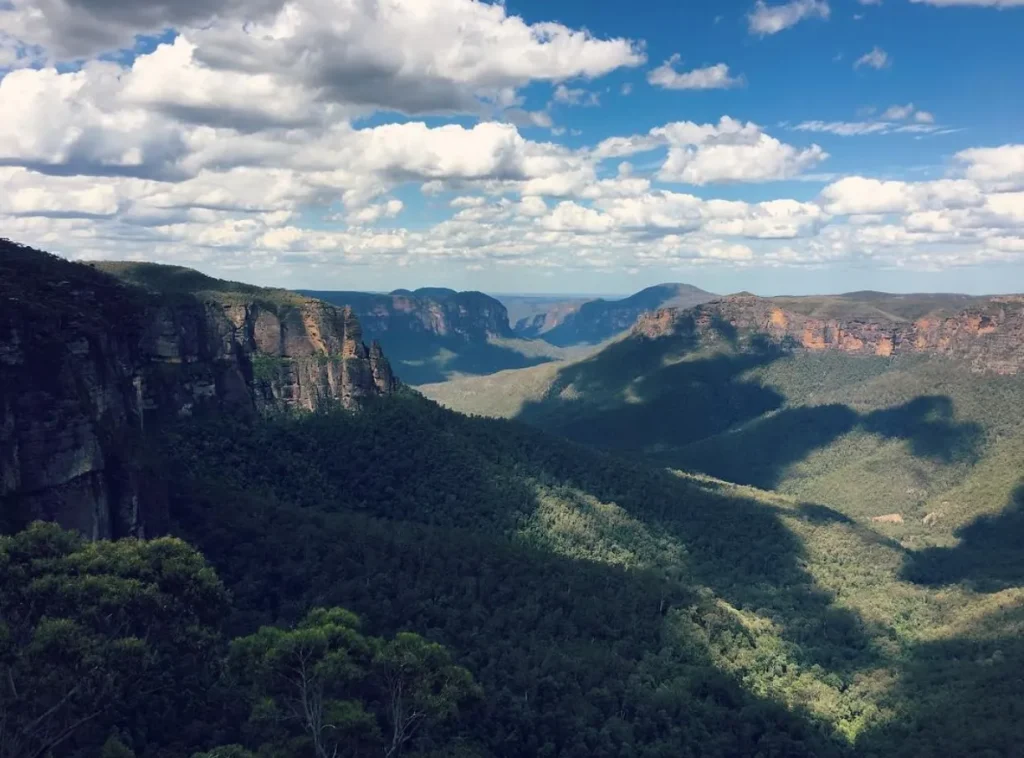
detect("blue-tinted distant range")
(1, 0), (1022, 295)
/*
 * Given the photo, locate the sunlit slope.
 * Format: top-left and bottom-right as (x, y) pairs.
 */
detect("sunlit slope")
(420, 305), (1024, 557)
(164, 395), (1024, 756)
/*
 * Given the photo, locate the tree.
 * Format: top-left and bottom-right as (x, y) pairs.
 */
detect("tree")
(0, 522), (228, 758)
(375, 633), (477, 758)
(229, 608), (380, 758)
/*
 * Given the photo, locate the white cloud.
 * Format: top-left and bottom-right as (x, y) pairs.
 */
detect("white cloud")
(654, 117), (827, 184)
(854, 47), (890, 70)
(450, 196), (487, 208)
(347, 199), (404, 225)
(4, 0), (645, 118)
(880, 103), (914, 120)
(647, 55), (744, 90)
(793, 120), (893, 136)
(748, 0), (830, 35)
(621, 83), (633, 95)
(792, 104), (944, 136)
(1, 0), (1021, 279)
(956, 145), (1024, 190)
(553, 85), (600, 106)
(0, 168), (120, 217)
(820, 177), (986, 214)
(539, 201), (616, 233)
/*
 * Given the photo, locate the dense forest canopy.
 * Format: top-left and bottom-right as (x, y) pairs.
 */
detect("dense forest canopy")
(7, 390), (1017, 756)
(3, 244), (1024, 757)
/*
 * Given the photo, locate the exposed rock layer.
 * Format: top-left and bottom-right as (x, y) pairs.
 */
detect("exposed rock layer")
(1, 242), (395, 538)
(303, 287), (514, 343)
(633, 294), (1024, 374)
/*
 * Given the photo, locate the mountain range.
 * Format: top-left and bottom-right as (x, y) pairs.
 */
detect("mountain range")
(3, 239), (1024, 758)
(284, 282), (719, 383)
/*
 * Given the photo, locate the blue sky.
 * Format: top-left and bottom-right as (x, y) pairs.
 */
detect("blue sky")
(1, 0), (1022, 296)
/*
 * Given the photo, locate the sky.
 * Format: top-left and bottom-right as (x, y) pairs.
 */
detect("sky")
(1, 0), (1023, 296)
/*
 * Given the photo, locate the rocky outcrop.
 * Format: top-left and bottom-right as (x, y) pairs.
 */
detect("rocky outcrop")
(632, 294), (1024, 374)
(304, 287), (514, 343)
(0, 241), (396, 539)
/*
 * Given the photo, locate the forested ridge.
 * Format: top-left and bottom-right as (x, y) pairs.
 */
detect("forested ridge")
(4, 246), (1024, 756)
(5, 386), (1022, 756)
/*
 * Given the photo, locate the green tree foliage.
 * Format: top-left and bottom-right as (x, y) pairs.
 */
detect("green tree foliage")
(0, 522), (228, 758)
(229, 607), (379, 757)
(227, 608), (475, 758)
(375, 632), (477, 758)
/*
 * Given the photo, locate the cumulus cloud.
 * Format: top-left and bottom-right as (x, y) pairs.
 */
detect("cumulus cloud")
(647, 55), (745, 90)
(956, 145), (1024, 190)
(0, 0), (285, 59)
(654, 117), (828, 184)
(346, 199), (404, 225)
(3, 0), (645, 118)
(2, 0), (1021, 278)
(748, 0), (830, 35)
(820, 177), (986, 214)
(854, 46), (890, 70)
(185, 0), (645, 116)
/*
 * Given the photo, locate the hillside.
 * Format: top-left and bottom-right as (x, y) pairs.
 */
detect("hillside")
(422, 293), (1024, 552)
(514, 283), (717, 346)
(160, 394), (1024, 757)
(302, 288), (572, 384)
(5, 243), (1024, 756)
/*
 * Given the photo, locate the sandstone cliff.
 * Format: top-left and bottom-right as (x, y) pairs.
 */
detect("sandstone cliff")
(633, 294), (1024, 374)
(0, 241), (396, 538)
(303, 287), (514, 343)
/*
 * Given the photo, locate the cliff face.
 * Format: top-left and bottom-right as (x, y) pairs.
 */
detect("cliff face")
(0, 242), (396, 539)
(633, 294), (1024, 374)
(303, 287), (514, 343)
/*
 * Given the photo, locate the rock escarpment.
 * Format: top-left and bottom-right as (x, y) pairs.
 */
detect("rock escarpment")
(0, 241), (396, 538)
(303, 287), (514, 343)
(633, 294), (1024, 374)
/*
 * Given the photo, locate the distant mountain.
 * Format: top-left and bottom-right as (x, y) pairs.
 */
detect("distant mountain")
(423, 292), (1024, 540)
(300, 287), (573, 384)
(514, 283), (717, 346)
(304, 287), (514, 343)
(498, 294), (591, 335)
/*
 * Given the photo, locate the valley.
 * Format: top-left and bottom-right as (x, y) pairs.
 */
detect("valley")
(2, 240), (1024, 757)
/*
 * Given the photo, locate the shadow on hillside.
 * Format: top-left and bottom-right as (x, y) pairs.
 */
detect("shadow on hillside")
(520, 321), (792, 452)
(856, 602), (1024, 757)
(676, 397), (983, 491)
(517, 326), (983, 492)
(165, 406), (854, 756)
(902, 483), (1024, 591)
(165, 397), (883, 753)
(380, 334), (557, 385)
